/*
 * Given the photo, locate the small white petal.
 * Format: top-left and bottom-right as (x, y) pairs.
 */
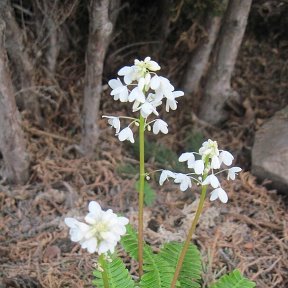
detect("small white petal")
(159, 170), (175, 185)
(219, 151), (234, 166)
(118, 127), (134, 143)
(150, 75), (160, 90)
(152, 119), (168, 134)
(194, 160), (204, 175)
(227, 167), (242, 180)
(202, 174), (220, 188)
(118, 66), (133, 76)
(211, 156), (221, 169)
(174, 173), (192, 191)
(210, 188), (228, 203)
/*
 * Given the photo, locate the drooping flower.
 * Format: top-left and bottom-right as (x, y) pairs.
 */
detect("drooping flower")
(102, 116), (120, 133)
(219, 151), (234, 166)
(159, 170), (176, 185)
(210, 188), (228, 203)
(108, 78), (129, 102)
(65, 201), (129, 254)
(174, 173), (192, 191)
(153, 119), (168, 135)
(179, 152), (195, 168)
(117, 127), (135, 143)
(227, 167), (242, 180)
(202, 174), (220, 188)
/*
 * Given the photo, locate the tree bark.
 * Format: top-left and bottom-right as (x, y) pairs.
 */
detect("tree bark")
(0, 20), (30, 184)
(2, 0), (41, 123)
(199, 0), (252, 124)
(182, 4), (228, 95)
(80, 0), (118, 156)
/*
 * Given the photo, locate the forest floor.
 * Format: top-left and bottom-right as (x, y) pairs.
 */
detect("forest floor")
(1, 34), (288, 288)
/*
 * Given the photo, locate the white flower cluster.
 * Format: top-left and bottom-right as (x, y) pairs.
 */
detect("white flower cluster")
(65, 201), (129, 254)
(159, 139), (242, 203)
(103, 57), (183, 143)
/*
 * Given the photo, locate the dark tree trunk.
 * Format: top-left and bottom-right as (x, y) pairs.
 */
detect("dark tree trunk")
(182, 2), (228, 95)
(0, 20), (30, 184)
(80, 0), (119, 156)
(199, 0), (252, 125)
(2, 0), (41, 123)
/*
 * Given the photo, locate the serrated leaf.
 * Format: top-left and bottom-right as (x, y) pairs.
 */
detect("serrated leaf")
(121, 225), (175, 288)
(209, 269), (256, 288)
(158, 242), (202, 288)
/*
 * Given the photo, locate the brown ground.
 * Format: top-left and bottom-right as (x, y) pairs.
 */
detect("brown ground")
(1, 23), (288, 288)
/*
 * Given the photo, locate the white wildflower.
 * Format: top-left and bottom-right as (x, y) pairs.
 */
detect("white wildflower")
(219, 151), (234, 166)
(108, 78), (129, 102)
(152, 119), (168, 135)
(179, 152), (195, 168)
(202, 174), (220, 188)
(210, 188), (228, 203)
(102, 116), (120, 133)
(65, 201), (129, 254)
(227, 167), (242, 180)
(159, 170), (176, 185)
(118, 127), (135, 143)
(174, 173), (192, 191)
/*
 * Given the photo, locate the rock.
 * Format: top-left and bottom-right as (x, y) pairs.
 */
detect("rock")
(252, 106), (288, 192)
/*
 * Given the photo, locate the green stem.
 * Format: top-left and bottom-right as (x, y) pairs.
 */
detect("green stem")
(138, 115), (145, 277)
(170, 184), (208, 288)
(99, 254), (109, 288)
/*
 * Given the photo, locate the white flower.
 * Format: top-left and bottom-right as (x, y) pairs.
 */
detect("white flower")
(211, 155), (221, 169)
(65, 201), (129, 254)
(179, 152), (195, 168)
(202, 174), (220, 188)
(165, 91), (184, 112)
(159, 170), (176, 185)
(135, 56), (161, 72)
(199, 139), (219, 159)
(153, 119), (168, 134)
(117, 127), (134, 143)
(154, 76), (174, 100)
(102, 116), (120, 133)
(174, 173), (192, 191)
(118, 66), (136, 85)
(219, 151), (234, 166)
(108, 78), (129, 102)
(210, 187), (228, 203)
(128, 87), (145, 103)
(227, 167), (242, 180)
(138, 101), (159, 118)
(193, 160), (205, 175)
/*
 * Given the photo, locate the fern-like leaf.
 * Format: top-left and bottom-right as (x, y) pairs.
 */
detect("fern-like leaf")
(158, 242), (202, 288)
(121, 225), (175, 288)
(92, 254), (135, 288)
(209, 269), (256, 288)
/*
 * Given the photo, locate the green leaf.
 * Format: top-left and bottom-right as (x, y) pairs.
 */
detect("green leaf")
(135, 180), (156, 206)
(158, 242), (202, 288)
(209, 269), (256, 288)
(121, 225), (175, 288)
(92, 254), (135, 288)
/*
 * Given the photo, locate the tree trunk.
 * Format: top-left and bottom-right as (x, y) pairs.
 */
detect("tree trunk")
(182, 3), (228, 95)
(80, 0), (118, 156)
(199, 0), (252, 125)
(0, 20), (30, 184)
(2, 0), (41, 123)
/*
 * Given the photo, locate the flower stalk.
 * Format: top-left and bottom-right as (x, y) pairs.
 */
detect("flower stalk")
(170, 177), (208, 288)
(99, 254), (109, 288)
(138, 115), (145, 277)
